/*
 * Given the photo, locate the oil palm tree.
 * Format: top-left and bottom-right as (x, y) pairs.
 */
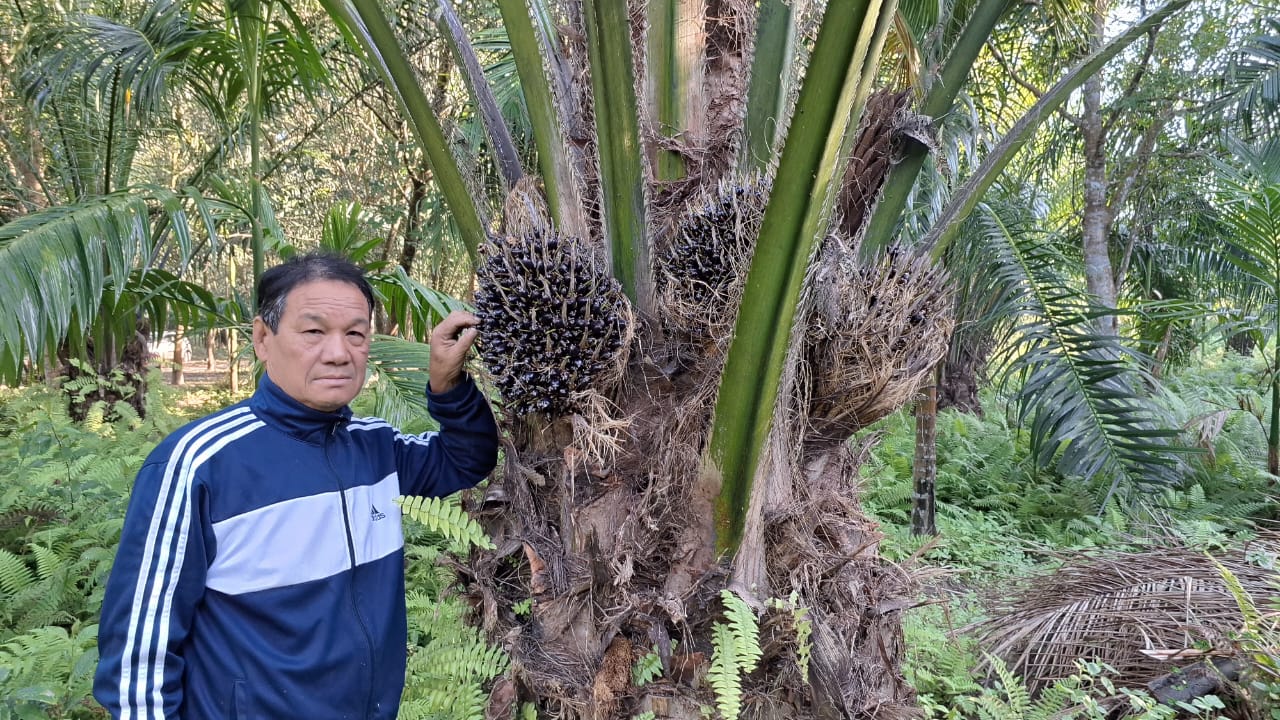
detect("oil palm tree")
(320, 0), (1192, 714)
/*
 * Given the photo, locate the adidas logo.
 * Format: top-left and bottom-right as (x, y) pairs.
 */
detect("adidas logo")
(370, 505), (387, 522)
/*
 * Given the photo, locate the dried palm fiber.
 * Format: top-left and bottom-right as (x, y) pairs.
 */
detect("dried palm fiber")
(804, 239), (953, 449)
(975, 533), (1280, 693)
(838, 89), (908, 238)
(474, 230), (634, 418)
(655, 174), (770, 341)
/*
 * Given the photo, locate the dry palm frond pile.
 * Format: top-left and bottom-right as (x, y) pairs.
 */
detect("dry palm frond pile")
(655, 175), (770, 343)
(474, 231), (633, 418)
(976, 534), (1280, 692)
(804, 241), (953, 448)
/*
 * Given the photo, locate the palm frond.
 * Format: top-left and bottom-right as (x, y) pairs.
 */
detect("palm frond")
(0, 185), (208, 375)
(366, 335), (435, 433)
(369, 267), (467, 344)
(1216, 19), (1280, 142)
(978, 208), (1185, 495)
(18, 0), (209, 118)
(977, 534), (1280, 692)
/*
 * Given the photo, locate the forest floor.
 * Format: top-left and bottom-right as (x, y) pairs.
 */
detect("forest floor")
(153, 353), (249, 389)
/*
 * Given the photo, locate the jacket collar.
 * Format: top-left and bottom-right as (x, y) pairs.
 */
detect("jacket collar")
(249, 372), (353, 444)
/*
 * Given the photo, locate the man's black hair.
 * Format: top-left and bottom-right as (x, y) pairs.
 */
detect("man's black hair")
(256, 252), (376, 332)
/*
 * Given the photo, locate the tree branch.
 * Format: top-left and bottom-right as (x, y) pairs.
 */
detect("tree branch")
(1101, 27), (1159, 136)
(986, 39), (1084, 128)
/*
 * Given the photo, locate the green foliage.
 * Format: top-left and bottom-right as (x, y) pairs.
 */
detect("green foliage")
(398, 625), (508, 720)
(397, 500), (509, 719)
(963, 655), (1207, 720)
(0, 379), (202, 718)
(902, 599), (985, 717)
(1217, 560), (1280, 715)
(398, 534), (508, 720)
(0, 622), (99, 719)
(632, 647), (663, 687)
(708, 590), (763, 720)
(396, 495), (495, 552)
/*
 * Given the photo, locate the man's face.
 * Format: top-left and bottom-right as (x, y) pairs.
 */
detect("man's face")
(253, 279), (372, 412)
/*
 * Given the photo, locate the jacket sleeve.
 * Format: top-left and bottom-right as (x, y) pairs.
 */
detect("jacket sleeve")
(397, 375), (499, 497)
(95, 454), (213, 719)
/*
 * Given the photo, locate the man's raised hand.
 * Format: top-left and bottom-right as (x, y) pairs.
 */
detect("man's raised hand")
(429, 310), (480, 394)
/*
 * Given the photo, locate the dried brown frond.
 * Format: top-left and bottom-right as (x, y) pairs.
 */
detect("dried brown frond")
(803, 240), (954, 451)
(977, 534), (1280, 692)
(839, 89), (912, 238)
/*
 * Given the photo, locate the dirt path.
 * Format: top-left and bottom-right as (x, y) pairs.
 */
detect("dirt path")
(155, 354), (250, 389)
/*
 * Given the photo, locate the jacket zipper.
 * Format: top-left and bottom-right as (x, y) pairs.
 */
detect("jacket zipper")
(326, 422), (378, 718)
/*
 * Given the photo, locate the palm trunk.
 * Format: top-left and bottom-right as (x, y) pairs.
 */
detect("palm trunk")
(170, 325), (185, 386)
(1080, 54), (1118, 335)
(1271, 325), (1279, 477)
(911, 373), (939, 536)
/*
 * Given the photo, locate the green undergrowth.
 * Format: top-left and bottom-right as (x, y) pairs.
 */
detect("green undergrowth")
(861, 350), (1279, 716)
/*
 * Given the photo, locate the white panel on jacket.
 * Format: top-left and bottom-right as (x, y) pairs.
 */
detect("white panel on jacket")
(206, 491), (350, 595)
(345, 473), (404, 566)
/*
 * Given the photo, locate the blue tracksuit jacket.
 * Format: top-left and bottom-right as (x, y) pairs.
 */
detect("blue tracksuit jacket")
(93, 372), (498, 719)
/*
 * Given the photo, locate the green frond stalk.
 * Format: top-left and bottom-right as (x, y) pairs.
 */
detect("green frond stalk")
(322, 0), (488, 264)
(496, 0), (587, 237)
(704, 0), (895, 554)
(861, 0), (1012, 253)
(230, 0), (268, 301)
(583, 0), (650, 307)
(436, 0), (523, 191)
(922, 0), (1194, 257)
(742, 0), (797, 170)
(646, 0), (703, 181)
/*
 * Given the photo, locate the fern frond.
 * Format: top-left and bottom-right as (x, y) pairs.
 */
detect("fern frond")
(0, 548), (36, 598)
(985, 653), (1031, 717)
(397, 495), (494, 550)
(721, 589), (762, 672)
(709, 623), (744, 720)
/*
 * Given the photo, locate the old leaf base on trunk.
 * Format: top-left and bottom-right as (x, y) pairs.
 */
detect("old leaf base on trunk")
(464, 325), (922, 719)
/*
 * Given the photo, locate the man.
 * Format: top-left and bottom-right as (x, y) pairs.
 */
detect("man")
(94, 252), (499, 719)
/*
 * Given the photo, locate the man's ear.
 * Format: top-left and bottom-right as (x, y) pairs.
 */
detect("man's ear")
(252, 317), (271, 362)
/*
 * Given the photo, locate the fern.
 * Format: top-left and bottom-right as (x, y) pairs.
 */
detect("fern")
(721, 590), (761, 672)
(632, 647), (663, 687)
(985, 654), (1032, 718)
(708, 622), (745, 720)
(0, 622), (98, 717)
(708, 590), (763, 719)
(400, 626), (508, 720)
(397, 495), (494, 551)
(0, 548), (36, 600)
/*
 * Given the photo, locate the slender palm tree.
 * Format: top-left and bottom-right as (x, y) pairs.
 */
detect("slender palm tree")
(0, 0), (333, 395)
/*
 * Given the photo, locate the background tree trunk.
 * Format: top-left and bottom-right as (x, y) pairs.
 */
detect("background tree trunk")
(912, 374), (939, 536)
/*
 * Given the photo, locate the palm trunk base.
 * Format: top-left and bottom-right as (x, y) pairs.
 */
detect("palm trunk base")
(467, 375), (915, 719)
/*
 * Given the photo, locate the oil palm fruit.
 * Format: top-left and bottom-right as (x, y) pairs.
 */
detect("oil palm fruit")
(657, 175), (770, 339)
(474, 231), (631, 417)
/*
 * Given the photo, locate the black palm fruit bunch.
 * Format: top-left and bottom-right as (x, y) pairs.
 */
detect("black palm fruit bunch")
(657, 175), (770, 338)
(474, 231), (631, 418)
